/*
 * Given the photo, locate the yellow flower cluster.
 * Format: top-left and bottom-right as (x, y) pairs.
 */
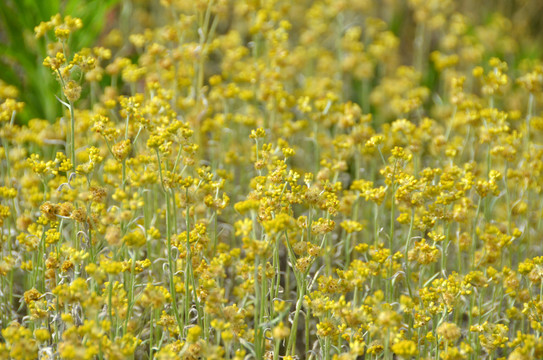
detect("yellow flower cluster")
(2, 1), (543, 359)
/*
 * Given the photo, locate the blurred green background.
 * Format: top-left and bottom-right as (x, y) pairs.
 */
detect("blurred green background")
(1, 0), (543, 124)
(0, 0), (118, 123)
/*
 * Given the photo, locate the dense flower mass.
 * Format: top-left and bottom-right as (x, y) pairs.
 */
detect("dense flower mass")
(2, 1), (543, 359)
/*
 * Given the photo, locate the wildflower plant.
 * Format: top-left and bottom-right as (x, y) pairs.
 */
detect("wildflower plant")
(3, 1), (543, 360)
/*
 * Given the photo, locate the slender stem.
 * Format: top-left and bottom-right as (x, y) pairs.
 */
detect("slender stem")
(285, 232), (307, 356)
(149, 308), (154, 359)
(156, 149), (183, 336)
(69, 100), (76, 173)
(404, 210), (415, 298)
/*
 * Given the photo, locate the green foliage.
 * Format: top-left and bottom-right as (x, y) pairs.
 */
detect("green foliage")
(0, 0), (118, 123)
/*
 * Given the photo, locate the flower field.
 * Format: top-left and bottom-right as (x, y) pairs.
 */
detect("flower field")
(2, 1), (543, 359)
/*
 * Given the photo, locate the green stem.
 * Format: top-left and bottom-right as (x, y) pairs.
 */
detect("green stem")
(156, 149), (183, 336)
(404, 210), (415, 298)
(149, 307), (154, 359)
(287, 276), (306, 356)
(185, 187), (202, 329)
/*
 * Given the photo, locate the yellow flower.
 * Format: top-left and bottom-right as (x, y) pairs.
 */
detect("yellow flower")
(391, 339), (418, 357)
